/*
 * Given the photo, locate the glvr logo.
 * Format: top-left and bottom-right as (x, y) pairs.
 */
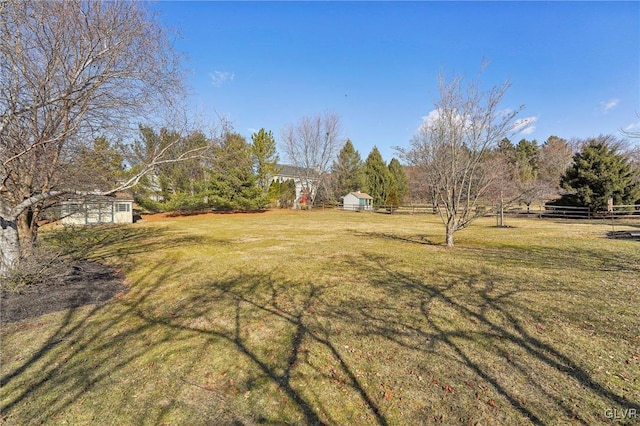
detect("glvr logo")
(604, 408), (638, 419)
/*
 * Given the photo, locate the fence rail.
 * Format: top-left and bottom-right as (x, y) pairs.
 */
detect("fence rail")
(333, 202), (640, 220)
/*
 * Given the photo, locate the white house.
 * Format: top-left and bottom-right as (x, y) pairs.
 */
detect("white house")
(61, 193), (134, 225)
(272, 164), (319, 209)
(343, 191), (373, 211)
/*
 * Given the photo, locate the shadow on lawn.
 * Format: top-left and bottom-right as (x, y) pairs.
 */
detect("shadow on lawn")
(1, 260), (241, 424)
(329, 252), (640, 425)
(1, 258), (387, 424)
(131, 274), (388, 425)
(2, 227), (639, 424)
(353, 230), (438, 246)
(44, 224), (229, 267)
(358, 228), (640, 274)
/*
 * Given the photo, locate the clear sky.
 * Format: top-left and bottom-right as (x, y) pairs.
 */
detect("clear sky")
(151, 1), (640, 162)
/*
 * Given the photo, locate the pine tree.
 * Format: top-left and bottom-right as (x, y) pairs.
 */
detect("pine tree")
(557, 136), (640, 212)
(70, 136), (125, 191)
(209, 133), (265, 210)
(251, 128), (280, 192)
(331, 139), (365, 200)
(387, 158), (409, 207)
(363, 146), (391, 207)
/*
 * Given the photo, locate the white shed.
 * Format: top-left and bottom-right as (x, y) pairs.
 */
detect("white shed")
(61, 194), (134, 225)
(343, 191), (373, 211)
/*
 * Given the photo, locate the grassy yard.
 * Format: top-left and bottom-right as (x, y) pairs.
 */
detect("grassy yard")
(1, 210), (639, 425)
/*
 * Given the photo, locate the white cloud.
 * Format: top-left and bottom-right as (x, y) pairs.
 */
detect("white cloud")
(513, 116), (538, 135)
(624, 122), (640, 132)
(419, 109), (441, 130)
(519, 126), (536, 135)
(419, 110), (538, 136)
(418, 108), (468, 131)
(209, 70), (235, 87)
(601, 98), (619, 112)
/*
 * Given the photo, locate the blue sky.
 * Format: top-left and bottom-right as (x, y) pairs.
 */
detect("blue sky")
(152, 1), (640, 162)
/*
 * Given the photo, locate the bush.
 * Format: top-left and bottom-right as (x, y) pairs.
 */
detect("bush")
(135, 196), (165, 213)
(0, 247), (67, 295)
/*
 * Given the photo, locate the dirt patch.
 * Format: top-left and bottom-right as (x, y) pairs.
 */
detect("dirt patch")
(1, 260), (127, 324)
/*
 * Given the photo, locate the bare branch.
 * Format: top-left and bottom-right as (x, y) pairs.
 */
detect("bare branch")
(281, 112), (342, 207)
(403, 71), (525, 246)
(0, 0), (187, 271)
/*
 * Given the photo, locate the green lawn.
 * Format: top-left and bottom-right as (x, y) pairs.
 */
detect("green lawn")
(2, 210), (639, 425)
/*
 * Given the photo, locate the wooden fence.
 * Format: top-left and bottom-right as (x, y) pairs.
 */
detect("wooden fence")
(330, 202), (640, 220)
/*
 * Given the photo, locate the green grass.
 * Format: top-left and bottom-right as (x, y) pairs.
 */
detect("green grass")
(2, 210), (639, 425)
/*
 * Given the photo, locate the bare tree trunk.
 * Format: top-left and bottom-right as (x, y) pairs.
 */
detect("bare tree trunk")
(0, 212), (20, 276)
(1, 0), (188, 274)
(498, 190), (505, 227)
(17, 210), (35, 258)
(400, 71), (527, 249)
(445, 225), (455, 247)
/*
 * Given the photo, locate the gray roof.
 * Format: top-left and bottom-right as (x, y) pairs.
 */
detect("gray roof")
(274, 164), (316, 178)
(62, 192), (134, 202)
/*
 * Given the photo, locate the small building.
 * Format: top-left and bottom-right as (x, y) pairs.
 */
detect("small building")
(61, 193), (134, 225)
(343, 191), (374, 211)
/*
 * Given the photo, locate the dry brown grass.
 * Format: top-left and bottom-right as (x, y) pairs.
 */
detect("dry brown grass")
(1, 210), (639, 425)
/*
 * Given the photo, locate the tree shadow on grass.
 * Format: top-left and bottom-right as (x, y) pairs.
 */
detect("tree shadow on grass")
(3, 224), (639, 424)
(1, 262), (388, 425)
(44, 224), (228, 265)
(357, 228), (640, 274)
(2, 225), (224, 324)
(327, 252), (639, 425)
(129, 273), (388, 425)
(352, 230), (438, 246)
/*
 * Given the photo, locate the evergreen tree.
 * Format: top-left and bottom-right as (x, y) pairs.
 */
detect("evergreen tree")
(251, 128), (280, 192)
(387, 158), (409, 207)
(267, 179), (281, 206)
(557, 136), (640, 212)
(363, 146), (391, 207)
(132, 126), (210, 207)
(493, 136), (571, 210)
(280, 179), (297, 208)
(70, 136), (125, 191)
(331, 139), (365, 201)
(514, 139), (540, 182)
(208, 133), (265, 210)
(497, 138), (515, 157)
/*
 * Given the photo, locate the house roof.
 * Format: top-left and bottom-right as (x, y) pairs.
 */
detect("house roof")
(274, 164), (318, 178)
(347, 191), (373, 200)
(62, 192), (134, 202)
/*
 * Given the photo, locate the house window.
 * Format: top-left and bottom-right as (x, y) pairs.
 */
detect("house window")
(64, 203), (83, 215)
(115, 203), (130, 212)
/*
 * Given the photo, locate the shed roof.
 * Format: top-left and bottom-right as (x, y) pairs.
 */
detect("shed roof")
(62, 192), (134, 202)
(347, 191), (373, 200)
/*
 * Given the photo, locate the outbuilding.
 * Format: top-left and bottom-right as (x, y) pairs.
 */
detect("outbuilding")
(343, 191), (374, 211)
(61, 193), (134, 225)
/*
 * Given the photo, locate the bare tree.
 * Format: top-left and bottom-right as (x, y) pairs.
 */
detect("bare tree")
(0, 0), (197, 275)
(281, 113), (342, 207)
(401, 73), (527, 246)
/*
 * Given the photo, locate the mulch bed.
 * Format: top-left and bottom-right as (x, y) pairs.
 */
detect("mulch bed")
(607, 230), (640, 241)
(1, 260), (127, 325)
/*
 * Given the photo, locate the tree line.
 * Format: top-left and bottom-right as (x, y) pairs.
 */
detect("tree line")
(129, 125), (411, 212)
